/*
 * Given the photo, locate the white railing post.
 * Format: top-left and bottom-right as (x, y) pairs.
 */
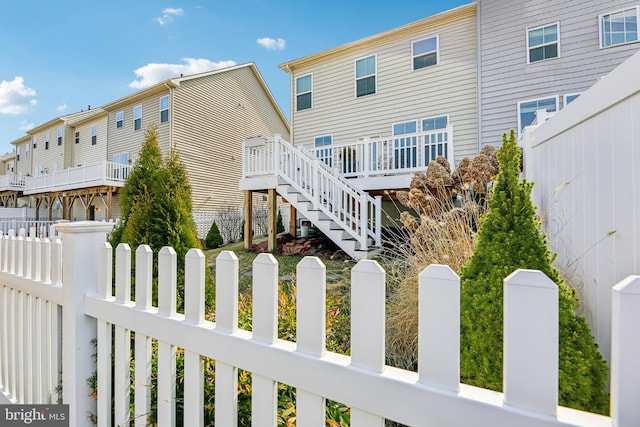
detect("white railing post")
(503, 269), (558, 416)
(374, 195), (382, 247)
(114, 243), (132, 427)
(446, 125), (454, 167)
(363, 138), (370, 178)
(351, 260), (385, 426)
(97, 243), (112, 427)
(419, 265), (460, 391)
(611, 275), (640, 427)
(215, 251), (239, 426)
(312, 158), (320, 209)
(273, 134), (281, 176)
(55, 221), (114, 427)
(296, 257), (326, 427)
(157, 247), (177, 427)
(359, 193), (368, 250)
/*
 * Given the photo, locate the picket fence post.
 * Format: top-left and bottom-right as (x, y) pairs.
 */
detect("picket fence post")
(56, 221), (114, 427)
(611, 275), (640, 427)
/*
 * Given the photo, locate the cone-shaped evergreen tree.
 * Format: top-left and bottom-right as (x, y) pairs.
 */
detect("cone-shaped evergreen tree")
(112, 126), (213, 309)
(460, 130), (608, 414)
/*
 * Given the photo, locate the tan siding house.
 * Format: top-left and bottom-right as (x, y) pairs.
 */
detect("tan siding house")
(281, 3), (477, 185)
(69, 110), (108, 167)
(12, 135), (31, 179)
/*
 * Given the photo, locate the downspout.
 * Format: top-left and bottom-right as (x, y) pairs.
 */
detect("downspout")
(165, 82), (174, 151)
(476, 0), (483, 152)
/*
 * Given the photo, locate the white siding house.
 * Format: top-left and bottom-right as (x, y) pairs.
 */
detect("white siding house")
(478, 0), (640, 146)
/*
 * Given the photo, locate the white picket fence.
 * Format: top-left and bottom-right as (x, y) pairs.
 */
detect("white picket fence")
(0, 222), (639, 426)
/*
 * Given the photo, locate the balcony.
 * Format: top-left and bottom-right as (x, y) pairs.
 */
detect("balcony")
(0, 174), (26, 192)
(23, 161), (132, 195)
(308, 126), (453, 190)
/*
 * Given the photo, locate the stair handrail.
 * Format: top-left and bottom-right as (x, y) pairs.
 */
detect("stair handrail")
(272, 135), (381, 250)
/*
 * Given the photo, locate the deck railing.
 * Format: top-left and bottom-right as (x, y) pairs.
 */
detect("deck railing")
(0, 174), (26, 191)
(0, 222), (639, 426)
(308, 125), (454, 178)
(24, 161), (132, 194)
(243, 135), (382, 249)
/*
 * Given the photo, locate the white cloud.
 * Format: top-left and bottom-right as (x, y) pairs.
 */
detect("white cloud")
(129, 58), (237, 89)
(56, 102), (67, 112)
(19, 119), (34, 132)
(0, 77), (37, 115)
(257, 37), (286, 51)
(157, 7), (184, 25)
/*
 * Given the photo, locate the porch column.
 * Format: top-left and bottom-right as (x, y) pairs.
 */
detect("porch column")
(107, 189), (113, 221)
(289, 204), (297, 238)
(243, 190), (253, 250)
(267, 188), (277, 252)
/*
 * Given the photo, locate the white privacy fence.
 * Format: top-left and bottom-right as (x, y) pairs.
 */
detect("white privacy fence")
(0, 221), (639, 426)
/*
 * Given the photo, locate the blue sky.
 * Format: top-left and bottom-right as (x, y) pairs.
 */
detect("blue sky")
(0, 0), (469, 155)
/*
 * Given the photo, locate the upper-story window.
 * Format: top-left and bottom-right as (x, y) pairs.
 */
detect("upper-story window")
(527, 23), (559, 63)
(75, 131), (80, 144)
(33, 136), (37, 149)
(600, 7), (639, 48)
(517, 96), (558, 134)
(393, 121), (418, 136)
(45, 132), (50, 150)
(57, 127), (63, 146)
(412, 36), (439, 70)
(422, 115), (448, 131)
(295, 74), (312, 111)
(16, 147), (20, 162)
(116, 111), (124, 128)
(355, 55), (376, 97)
(134, 105), (142, 131)
(91, 125), (97, 145)
(26, 142), (30, 159)
(160, 96), (169, 123)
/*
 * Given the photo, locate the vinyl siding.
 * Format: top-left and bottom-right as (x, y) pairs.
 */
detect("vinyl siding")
(171, 65), (290, 212)
(290, 10), (478, 165)
(31, 124), (66, 175)
(106, 90), (171, 162)
(479, 0), (640, 146)
(73, 115), (108, 166)
(13, 137), (31, 177)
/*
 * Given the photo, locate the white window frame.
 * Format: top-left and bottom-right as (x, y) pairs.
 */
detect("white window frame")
(355, 54), (377, 98)
(160, 96), (169, 123)
(75, 131), (80, 144)
(32, 136), (37, 149)
(599, 6), (640, 48)
(26, 141), (30, 159)
(134, 105), (142, 131)
(116, 111), (124, 128)
(392, 120), (418, 136)
(517, 95), (559, 136)
(295, 73), (313, 112)
(57, 127), (63, 146)
(16, 147), (20, 162)
(412, 35), (439, 70)
(421, 114), (449, 132)
(526, 22), (560, 63)
(91, 125), (98, 145)
(45, 132), (50, 150)
(563, 93), (581, 107)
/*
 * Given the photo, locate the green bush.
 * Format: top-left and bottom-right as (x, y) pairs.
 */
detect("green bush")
(276, 210), (285, 234)
(204, 221), (224, 249)
(459, 130), (609, 414)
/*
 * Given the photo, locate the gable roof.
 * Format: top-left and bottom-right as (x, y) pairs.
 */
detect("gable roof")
(279, 2), (476, 72)
(100, 62), (290, 132)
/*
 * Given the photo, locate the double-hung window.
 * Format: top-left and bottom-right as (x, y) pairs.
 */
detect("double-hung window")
(355, 55), (376, 97)
(91, 125), (97, 145)
(295, 74), (312, 111)
(160, 96), (169, 123)
(314, 135), (333, 167)
(26, 142), (30, 159)
(116, 111), (124, 128)
(412, 36), (438, 70)
(527, 23), (559, 63)
(517, 96), (558, 133)
(75, 131), (80, 144)
(57, 127), (63, 146)
(393, 121), (418, 169)
(134, 105), (142, 131)
(600, 7), (639, 48)
(32, 136), (37, 149)
(45, 132), (50, 150)
(422, 115), (449, 163)
(16, 147), (20, 162)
